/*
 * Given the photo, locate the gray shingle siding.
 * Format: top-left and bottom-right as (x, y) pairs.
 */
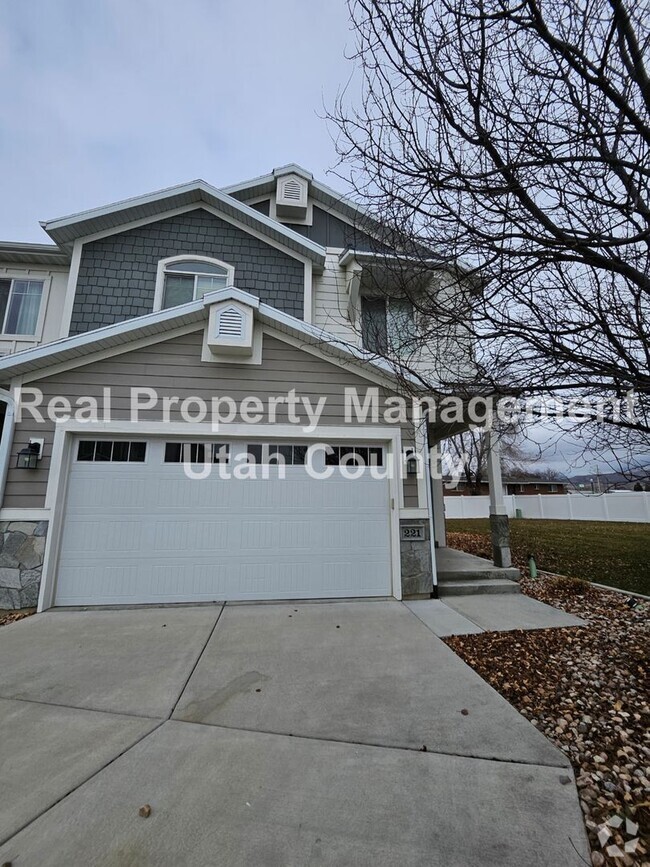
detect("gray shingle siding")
(284, 206), (384, 251)
(69, 208), (305, 335)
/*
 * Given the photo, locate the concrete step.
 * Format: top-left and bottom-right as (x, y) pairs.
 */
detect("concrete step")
(437, 567), (521, 583)
(438, 578), (521, 597)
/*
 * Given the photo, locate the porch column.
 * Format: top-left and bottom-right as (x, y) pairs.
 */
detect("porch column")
(484, 430), (512, 568)
(431, 465), (447, 548)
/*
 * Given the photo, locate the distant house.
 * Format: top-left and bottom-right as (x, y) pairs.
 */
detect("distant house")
(445, 478), (566, 496)
(503, 479), (566, 495)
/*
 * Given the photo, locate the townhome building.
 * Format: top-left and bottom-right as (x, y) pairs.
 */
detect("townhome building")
(0, 165), (514, 610)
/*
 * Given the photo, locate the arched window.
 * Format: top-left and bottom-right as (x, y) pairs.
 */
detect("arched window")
(155, 256), (234, 310)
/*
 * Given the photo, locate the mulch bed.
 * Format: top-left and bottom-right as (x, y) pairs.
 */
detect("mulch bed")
(444, 573), (649, 866)
(0, 609), (35, 628)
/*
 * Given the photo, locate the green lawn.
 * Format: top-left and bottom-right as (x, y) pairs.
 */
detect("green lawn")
(445, 518), (650, 596)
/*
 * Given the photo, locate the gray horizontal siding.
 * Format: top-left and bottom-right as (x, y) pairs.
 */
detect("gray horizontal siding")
(5, 331), (416, 509)
(403, 475), (420, 508)
(70, 209), (305, 335)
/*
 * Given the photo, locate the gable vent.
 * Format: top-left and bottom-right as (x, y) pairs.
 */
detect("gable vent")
(218, 307), (244, 338)
(275, 172), (308, 220)
(282, 179), (302, 201)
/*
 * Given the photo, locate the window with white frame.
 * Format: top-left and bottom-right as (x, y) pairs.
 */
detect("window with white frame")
(0, 278), (44, 335)
(245, 444), (308, 465)
(164, 442), (230, 463)
(325, 445), (385, 467)
(360, 296), (416, 357)
(77, 440), (147, 462)
(159, 258), (233, 310)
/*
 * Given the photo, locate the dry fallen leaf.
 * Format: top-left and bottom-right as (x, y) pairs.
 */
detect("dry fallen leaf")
(443, 573), (649, 867)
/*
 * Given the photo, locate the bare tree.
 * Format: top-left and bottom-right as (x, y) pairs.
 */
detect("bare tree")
(329, 0), (650, 465)
(446, 420), (535, 492)
(446, 428), (489, 493)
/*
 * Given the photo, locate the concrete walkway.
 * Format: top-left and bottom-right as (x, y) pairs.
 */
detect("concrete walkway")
(406, 594), (586, 638)
(0, 601), (590, 866)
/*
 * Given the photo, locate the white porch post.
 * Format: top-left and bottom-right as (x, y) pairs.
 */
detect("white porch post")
(484, 429), (512, 568)
(431, 468), (447, 548)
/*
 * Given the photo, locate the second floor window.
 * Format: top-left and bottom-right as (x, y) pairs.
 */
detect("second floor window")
(360, 296), (416, 357)
(0, 279), (44, 335)
(161, 259), (232, 309)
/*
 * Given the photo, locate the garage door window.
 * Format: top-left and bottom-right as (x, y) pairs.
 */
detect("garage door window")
(245, 444), (308, 465)
(164, 442), (230, 463)
(77, 440), (147, 462)
(325, 446), (384, 467)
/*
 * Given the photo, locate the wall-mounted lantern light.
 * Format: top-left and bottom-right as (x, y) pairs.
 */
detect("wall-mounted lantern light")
(16, 440), (42, 470)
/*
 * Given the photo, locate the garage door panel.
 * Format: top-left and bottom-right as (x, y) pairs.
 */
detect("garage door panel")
(54, 438), (393, 606)
(150, 520), (230, 551)
(66, 472), (153, 510)
(58, 519), (151, 555)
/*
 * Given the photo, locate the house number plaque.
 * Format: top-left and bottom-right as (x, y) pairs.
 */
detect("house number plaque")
(401, 525), (425, 540)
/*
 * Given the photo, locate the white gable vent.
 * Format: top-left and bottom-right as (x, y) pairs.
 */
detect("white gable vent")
(205, 298), (255, 358)
(217, 306), (244, 338)
(282, 178), (303, 201)
(276, 173), (308, 220)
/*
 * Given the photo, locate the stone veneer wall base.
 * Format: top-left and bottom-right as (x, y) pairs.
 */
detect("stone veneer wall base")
(0, 521), (48, 609)
(399, 518), (434, 597)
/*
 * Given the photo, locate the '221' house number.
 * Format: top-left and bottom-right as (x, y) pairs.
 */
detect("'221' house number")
(401, 525), (425, 541)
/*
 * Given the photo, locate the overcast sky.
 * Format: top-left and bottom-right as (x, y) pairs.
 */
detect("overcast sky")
(1, 1), (641, 477)
(0, 0), (351, 242)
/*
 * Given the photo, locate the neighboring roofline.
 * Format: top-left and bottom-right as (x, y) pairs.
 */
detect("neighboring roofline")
(0, 240), (70, 267)
(503, 478), (565, 485)
(0, 286), (419, 390)
(446, 476), (565, 485)
(40, 179), (326, 268)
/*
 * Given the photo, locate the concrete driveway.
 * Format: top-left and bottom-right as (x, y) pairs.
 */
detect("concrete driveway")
(0, 601), (589, 866)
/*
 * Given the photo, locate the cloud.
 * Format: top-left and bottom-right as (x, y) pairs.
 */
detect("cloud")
(0, 0), (351, 240)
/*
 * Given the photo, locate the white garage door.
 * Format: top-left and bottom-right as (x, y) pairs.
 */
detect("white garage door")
(54, 438), (393, 606)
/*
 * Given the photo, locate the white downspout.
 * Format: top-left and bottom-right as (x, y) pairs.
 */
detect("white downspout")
(0, 388), (16, 507)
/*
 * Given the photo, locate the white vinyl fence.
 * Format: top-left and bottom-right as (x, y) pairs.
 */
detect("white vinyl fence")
(444, 491), (650, 523)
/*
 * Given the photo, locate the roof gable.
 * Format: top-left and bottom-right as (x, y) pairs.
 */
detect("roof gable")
(40, 180), (326, 269)
(222, 165), (379, 232)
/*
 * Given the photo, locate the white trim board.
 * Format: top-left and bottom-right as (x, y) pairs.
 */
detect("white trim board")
(400, 508), (429, 520)
(59, 239), (83, 339)
(152, 255), (236, 313)
(0, 508), (51, 521)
